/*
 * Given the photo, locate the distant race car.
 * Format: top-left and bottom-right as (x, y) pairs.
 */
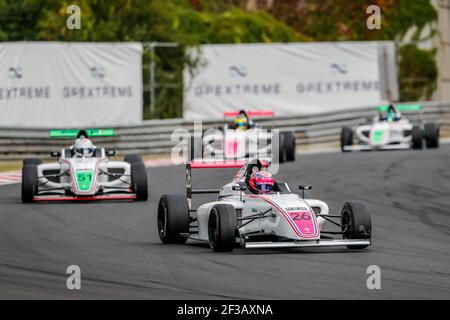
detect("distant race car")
(197, 110), (296, 163)
(341, 104), (440, 152)
(21, 129), (148, 202)
(157, 159), (371, 252)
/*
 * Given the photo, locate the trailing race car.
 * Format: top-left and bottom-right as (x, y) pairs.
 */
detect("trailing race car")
(157, 159), (371, 252)
(341, 104), (440, 152)
(21, 129), (148, 202)
(197, 110), (296, 163)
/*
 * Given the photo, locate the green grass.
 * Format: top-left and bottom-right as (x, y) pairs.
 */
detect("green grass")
(0, 161), (22, 173)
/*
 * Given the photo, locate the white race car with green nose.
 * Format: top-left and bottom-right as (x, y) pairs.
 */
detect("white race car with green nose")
(341, 104), (440, 152)
(21, 129), (148, 202)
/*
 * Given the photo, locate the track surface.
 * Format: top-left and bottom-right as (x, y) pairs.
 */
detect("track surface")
(1, 146), (450, 299)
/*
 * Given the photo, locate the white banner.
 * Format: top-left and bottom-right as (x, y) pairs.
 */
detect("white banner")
(183, 42), (398, 120)
(0, 42), (142, 127)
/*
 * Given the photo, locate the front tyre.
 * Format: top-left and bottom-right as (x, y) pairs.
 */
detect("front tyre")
(282, 131), (296, 162)
(131, 161), (148, 201)
(23, 158), (42, 166)
(157, 195), (189, 244)
(124, 154), (143, 164)
(411, 125), (423, 149)
(424, 123), (439, 149)
(278, 132), (286, 164)
(208, 204), (237, 252)
(341, 201), (371, 249)
(21, 164), (38, 203)
(340, 127), (353, 152)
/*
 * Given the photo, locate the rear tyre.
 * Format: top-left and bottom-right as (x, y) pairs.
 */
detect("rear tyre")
(189, 135), (203, 161)
(282, 131), (296, 162)
(278, 133), (286, 164)
(411, 125), (423, 150)
(157, 194), (189, 244)
(131, 161), (148, 201)
(424, 123), (439, 149)
(208, 204), (237, 252)
(340, 127), (353, 152)
(341, 201), (371, 249)
(21, 164), (38, 203)
(124, 154), (143, 164)
(23, 158), (42, 166)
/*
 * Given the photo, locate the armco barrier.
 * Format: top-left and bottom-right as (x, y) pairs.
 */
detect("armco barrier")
(0, 102), (449, 159)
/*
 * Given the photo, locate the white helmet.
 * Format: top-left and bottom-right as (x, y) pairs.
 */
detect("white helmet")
(74, 138), (95, 157)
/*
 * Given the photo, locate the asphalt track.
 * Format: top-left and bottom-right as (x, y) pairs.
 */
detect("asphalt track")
(1, 146), (450, 299)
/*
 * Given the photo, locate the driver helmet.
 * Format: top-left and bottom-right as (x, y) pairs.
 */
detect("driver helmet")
(233, 111), (249, 131)
(248, 171), (275, 194)
(74, 138), (95, 157)
(386, 105), (400, 122)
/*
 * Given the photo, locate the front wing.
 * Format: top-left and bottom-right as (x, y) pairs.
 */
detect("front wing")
(343, 144), (411, 152)
(34, 193), (136, 202)
(244, 239), (370, 249)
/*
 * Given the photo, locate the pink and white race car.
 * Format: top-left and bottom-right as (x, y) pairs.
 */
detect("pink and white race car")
(157, 159), (372, 252)
(196, 110), (296, 163)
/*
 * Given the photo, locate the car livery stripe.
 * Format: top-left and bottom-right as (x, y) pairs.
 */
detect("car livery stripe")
(246, 194), (320, 238)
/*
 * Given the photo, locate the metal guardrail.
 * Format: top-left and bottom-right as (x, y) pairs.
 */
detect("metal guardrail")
(0, 102), (449, 159)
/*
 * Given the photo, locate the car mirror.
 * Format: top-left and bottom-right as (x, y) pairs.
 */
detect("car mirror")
(50, 151), (61, 158)
(299, 185), (312, 198)
(232, 182), (246, 191)
(105, 149), (116, 156)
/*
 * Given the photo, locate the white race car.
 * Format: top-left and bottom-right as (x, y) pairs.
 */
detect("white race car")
(21, 129), (148, 202)
(341, 104), (439, 152)
(157, 159), (371, 252)
(197, 110), (296, 163)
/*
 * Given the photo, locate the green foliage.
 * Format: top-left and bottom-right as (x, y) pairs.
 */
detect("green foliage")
(0, 0), (47, 41)
(0, 0), (440, 117)
(0, 0), (301, 118)
(261, 0), (438, 102)
(399, 45), (437, 101)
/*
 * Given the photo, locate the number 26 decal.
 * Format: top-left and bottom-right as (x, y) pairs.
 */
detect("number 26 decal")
(289, 212), (311, 221)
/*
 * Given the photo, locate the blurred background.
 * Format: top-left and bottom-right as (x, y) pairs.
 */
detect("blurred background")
(0, 0), (449, 163)
(0, 0), (448, 119)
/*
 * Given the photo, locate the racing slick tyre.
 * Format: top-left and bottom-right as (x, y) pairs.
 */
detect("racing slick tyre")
(411, 125), (423, 150)
(341, 201), (371, 249)
(208, 204), (237, 252)
(157, 194), (189, 244)
(124, 154), (143, 164)
(424, 123), (439, 149)
(340, 127), (353, 152)
(21, 164), (38, 203)
(282, 131), (296, 162)
(23, 158), (42, 166)
(278, 133), (286, 164)
(131, 161), (148, 201)
(189, 135), (203, 161)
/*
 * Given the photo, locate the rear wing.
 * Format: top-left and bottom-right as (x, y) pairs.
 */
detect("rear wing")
(49, 129), (115, 138)
(186, 160), (246, 210)
(378, 104), (422, 113)
(223, 110), (274, 117)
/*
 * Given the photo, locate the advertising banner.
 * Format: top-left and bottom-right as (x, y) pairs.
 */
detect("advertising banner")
(0, 42), (142, 127)
(183, 42), (398, 119)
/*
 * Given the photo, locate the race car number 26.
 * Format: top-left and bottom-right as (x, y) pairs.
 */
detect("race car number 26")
(289, 212), (311, 221)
